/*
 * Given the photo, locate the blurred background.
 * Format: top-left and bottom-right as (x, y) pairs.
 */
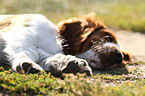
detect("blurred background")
(0, 0), (145, 33)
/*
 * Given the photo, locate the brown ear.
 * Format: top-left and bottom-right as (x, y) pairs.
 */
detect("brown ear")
(58, 19), (83, 55)
(82, 12), (96, 21)
(122, 51), (132, 63)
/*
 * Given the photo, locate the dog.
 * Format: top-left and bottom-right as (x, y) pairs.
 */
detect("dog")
(0, 13), (131, 76)
(58, 13), (131, 70)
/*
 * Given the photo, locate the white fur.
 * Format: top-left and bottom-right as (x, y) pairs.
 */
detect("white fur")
(77, 49), (101, 68)
(103, 42), (118, 48)
(117, 40), (120, 49)
(1, 14), (61, 71)
(103, 42), (119, 53)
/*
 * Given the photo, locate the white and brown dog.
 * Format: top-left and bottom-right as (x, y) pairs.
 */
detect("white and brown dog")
(0, 13), (131, 76)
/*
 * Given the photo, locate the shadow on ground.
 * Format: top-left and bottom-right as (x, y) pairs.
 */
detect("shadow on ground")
(93, 64), (129, 76)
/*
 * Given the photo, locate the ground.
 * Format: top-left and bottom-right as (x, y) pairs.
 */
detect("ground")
(116, 31), (145, 61)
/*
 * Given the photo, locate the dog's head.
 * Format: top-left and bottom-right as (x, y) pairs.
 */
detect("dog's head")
(58, 13), (131, 70)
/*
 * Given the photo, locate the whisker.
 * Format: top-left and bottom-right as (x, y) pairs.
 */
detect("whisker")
(102, 35), (113, 43)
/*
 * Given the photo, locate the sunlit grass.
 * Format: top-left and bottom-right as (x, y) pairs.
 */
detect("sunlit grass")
(0, 61), (145, 95)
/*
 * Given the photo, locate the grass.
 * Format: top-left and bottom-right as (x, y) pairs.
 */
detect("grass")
(0, 0), (145, 95)
(0, 0), (145, 33)
(0, 61), (145, 95)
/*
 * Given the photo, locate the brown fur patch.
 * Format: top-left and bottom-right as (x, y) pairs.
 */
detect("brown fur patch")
(122, 51), (132, 63)
(58, 13), (118, 55)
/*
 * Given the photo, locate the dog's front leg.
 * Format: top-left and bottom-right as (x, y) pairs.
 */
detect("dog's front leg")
(37, 49), (92, 77)
(11, 52), (43, 74)
(46, 53), (92, 76)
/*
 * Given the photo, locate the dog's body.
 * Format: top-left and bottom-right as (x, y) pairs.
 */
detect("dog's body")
(0, 14), (92, 76)
(0, 13), (130, 76)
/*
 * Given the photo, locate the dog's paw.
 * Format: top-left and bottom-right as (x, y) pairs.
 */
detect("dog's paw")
(44, 53), (92, 77)
(62, 59), (92, 76)
(15, 62), (43, 74)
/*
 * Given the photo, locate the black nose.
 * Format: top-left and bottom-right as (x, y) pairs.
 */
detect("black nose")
(115, 50), (123, 64)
